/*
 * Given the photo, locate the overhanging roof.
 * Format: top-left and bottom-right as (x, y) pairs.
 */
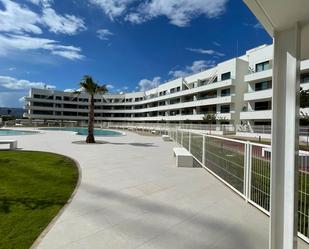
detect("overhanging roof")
(243, 0), (309, 59)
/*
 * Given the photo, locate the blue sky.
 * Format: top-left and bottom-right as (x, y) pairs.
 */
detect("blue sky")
(0, 0), (271, 107)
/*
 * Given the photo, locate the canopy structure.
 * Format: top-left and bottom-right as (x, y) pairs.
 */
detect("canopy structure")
(243, 1), (309, 249)
(244, 0), (309, 59)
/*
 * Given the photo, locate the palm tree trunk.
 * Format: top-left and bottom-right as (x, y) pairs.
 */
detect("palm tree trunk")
(86, 95), (95, 143)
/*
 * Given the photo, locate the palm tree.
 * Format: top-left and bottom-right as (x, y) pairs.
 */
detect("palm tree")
(77, 75), (108, 143)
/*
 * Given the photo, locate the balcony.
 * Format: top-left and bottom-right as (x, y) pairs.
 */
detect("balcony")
(102, 79), (234, 106)
(244, 89), (272, 101)
(240, 110), (272, 120)
(244, 69), (272, 83)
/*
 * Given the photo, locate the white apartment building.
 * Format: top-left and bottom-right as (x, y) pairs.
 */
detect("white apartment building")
(24, 57), (248, 125)
(24, 44), (309, 127)
(240, 44), (309, 130)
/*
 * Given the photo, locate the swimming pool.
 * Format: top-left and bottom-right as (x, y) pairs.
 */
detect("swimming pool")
(0, 129), (39, 136)
(40, 127), (123, 136)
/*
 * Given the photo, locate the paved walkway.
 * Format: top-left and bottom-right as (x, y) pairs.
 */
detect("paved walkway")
(3, 129), (309, 249)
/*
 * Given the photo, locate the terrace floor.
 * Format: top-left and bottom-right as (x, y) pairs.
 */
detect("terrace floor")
(3, 129), (309, 249)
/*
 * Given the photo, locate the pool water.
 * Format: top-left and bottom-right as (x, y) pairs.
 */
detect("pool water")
(40, 127), (122, 136)
(0, 129), (38, 136)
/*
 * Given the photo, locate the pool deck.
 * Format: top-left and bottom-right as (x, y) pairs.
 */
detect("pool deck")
(2, 129), (309, 249)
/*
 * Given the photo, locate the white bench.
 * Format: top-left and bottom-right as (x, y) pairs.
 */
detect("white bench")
(0, 140), (17, 150)
(173, 147), (193, 167)
(162, 135), (172, 141)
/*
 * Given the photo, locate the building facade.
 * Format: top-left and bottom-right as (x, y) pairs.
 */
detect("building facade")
(24, 44), (309, 127)
(240, 44), (309, 130)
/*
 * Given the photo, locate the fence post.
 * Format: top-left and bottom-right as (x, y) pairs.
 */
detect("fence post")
(181, 130), (184, 146)
(202, 135), (206, 165)
(189, 132), (192, 152)
(244, 142), (252, 202)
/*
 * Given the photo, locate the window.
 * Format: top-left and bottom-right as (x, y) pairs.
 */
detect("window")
(221, 72), (231, 81)
(63, 104), (78, 109)
(170, 98), (180, 105)
(255, 61), (270, 72)
(170, 110), (180, 116)
(220, 105), (230, 113)
(254, 101), (271, 111)
(255, 81), (272, 91)
(254, 121), (271, 126)
(221, 88), (230, 97)
(199, 90), (216, 100)
(63, 111), (78, 116)
(33, 102), (53, 107)
(301, 73), (309, 83)
(33, 110), (53, 115)
(56, 96), (62, 100)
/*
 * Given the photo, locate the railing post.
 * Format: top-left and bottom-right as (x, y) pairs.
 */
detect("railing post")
(181, 130), (184, 146)
(202, 135), (206, 165)
(244, 142), (252, 202)
(189, 132), (192, 152)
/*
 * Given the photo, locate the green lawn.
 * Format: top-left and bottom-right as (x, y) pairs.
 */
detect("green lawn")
(0, 151), (78, 249)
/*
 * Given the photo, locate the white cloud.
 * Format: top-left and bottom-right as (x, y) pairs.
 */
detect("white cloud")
(186, 48), (224, 57)
(0, 0), (85, 35)
(106, 84), (114, 89)
(0, 0), (42, 34)
(168, 70), (188, 79)
(89, 0), (228, 27)
(138, 76), (161, 91)
(28, 0), (53, 8)
(41, 8), (86, 35)
(51, 50), (83, 60)
(213, 41), (221, 47)
(253, 22), (263, 30)
(89, 0), (135, 20)
(0, 91), (27, 107)
(0, 34), (84, 60)
(169, 60), (216, 78)
(0, 75), (55, 90)
(0, 0), (85, 60)
(97, 29), (113, 40)
(126, 0), (228, 27)
(19, 96), (26, 102)
(64, 88), (75, 92)
(244, 21), (264, 30)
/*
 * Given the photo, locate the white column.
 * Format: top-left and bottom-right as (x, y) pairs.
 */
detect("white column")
(270, 24), (300, 249)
